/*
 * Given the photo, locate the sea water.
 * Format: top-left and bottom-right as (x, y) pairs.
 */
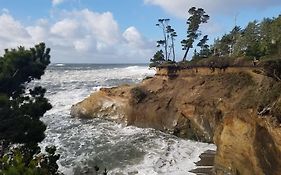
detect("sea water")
(36, 64), (216, 175)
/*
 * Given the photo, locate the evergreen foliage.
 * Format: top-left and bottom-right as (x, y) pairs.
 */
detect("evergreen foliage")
(156, 19), (170, 60)
(181, 7), (209, 61)
(149, 50), (165, 68)
(211, 15), (281, 59)
(262, 59), (281, 81)
(196, 35), (210, 58)
(0, 43), (51, 150)
(155, 19), (178, 62)
(0, 43), (61, 175)
(149, 8), (281, 82)
(0, 146), (60, 175)
(166, 25), (177, 61)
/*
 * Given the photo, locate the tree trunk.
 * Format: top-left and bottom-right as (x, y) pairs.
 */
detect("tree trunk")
(183, 47), (190, 61)
(162, 26), (168, 60)
(172, 38), (175, 62)
(165, 43), (168, 61)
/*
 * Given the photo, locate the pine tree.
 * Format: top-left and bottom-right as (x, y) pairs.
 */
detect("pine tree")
(181, 7), (209, 61)
(0, 43), (61, 175)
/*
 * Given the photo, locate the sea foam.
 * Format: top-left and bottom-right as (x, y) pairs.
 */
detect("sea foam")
(37, 64), (215, 175)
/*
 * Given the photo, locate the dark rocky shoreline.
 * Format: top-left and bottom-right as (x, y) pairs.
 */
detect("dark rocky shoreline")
(190, 150), (216, 175)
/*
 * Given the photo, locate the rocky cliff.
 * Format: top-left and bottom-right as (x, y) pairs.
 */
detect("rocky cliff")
(71, 67), (281, 175)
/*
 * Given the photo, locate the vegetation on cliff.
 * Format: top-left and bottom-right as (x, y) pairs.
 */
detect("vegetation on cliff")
(150, 7), (210, 67)
(0, 43), (61, 175)
(147, 11), (281, 173)
(181, 7), (210, 61)
(212, 16), (281, 59)
(150, 8), (281, 72)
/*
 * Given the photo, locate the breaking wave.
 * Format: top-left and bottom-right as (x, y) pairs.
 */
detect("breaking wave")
(37, 64), (215, 175)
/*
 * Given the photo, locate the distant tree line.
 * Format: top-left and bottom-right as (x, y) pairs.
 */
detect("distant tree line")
(211, 15), (281, 59)
(150, 7), (281, 74)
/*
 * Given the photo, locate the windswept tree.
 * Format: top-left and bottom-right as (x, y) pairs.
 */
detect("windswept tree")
(212, 33), (234, 57)
(0, 43), (51, 150)
(149, 50), (165, 67)
(229, 25), (242, 56)
(197, 35), (209, 58)
(241, 21), (262, 58)
(181, 7), (209, 61)
(166, 25), (177, 61)
(271, 15), (281, 55)
(156, 18), (170, 60)
(0, 43), (61, 174)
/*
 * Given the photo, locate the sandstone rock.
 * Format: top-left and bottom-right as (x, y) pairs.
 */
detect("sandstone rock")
(71, 67), (281, 175)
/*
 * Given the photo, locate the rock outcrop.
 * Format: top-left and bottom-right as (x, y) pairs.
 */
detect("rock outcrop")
(71, 67), (281, 175)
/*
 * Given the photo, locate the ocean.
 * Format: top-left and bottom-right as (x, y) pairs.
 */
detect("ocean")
(35, 64), (216, 175)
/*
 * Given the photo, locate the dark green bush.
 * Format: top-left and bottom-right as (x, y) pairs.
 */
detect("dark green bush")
(262, 59), (281, 81)
(0, 146), (61, 175)
(0, 43), (61, 175)
(149, 50), (165, 68)
(130, 87), (147, 104)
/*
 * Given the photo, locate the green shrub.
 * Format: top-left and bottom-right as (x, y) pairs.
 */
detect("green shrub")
(0, 43), (61, 175)
(0, 146), (61, 175)
(149, 50), (165, 68)
(130, 87), (147, 104)
(261, 58), (281, 81)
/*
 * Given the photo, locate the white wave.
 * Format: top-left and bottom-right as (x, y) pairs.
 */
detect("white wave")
(55, 63), (65, 66)
(124, 66), (141, 70)
(37, 65), (216, 175)
(92, 86), (104, 91)
(40, 65), (155, 88)
(109, 127), (216, 175)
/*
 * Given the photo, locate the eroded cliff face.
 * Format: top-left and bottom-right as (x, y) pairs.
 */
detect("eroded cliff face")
(70, 67), (281, 175)
(214, 112), (281, 175)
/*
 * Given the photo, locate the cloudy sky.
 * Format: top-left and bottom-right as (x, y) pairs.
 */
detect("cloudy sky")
(0, 0), (280, 63)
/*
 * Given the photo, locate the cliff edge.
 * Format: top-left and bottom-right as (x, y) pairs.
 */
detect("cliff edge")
(71, 67), (281, 175)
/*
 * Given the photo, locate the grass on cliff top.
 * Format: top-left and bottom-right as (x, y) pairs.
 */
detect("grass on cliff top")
(240, 79), (281, 107)
(204, 72), (255, 99)
(237, 76), (281, 122)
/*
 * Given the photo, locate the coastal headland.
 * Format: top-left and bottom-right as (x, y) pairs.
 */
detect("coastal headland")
(71, 66), (281, 175)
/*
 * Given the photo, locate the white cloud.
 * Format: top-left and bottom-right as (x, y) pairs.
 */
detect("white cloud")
(0, 14), (29, 39)
(144, 0), (281, 18)
(27, 26), (48, 42)
(120, 26), (155, 60)
(79, 9), (120, 45)
(0, 13), (32, 49)
(51, 19), (78, 37)
(123, 26), (145, 48)
(52, 0), (65, 6)
(73, 36), (92, 52)
(0, 9), (154, 63)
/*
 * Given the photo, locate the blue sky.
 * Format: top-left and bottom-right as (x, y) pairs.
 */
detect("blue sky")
(0, 0), (280, 63)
